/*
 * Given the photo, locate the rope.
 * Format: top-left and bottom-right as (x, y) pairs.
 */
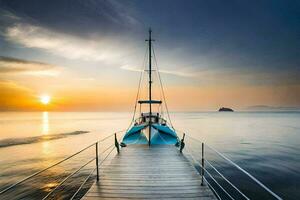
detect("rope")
(126, 45), (148, 132)
(152, 44), (175, 130)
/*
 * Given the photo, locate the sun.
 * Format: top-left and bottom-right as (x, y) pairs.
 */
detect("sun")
(40, 95), (51, 105)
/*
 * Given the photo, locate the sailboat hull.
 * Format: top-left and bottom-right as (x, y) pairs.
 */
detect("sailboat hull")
(151, 124), (179, 144)
(122, 125), (148, 145)
(122, 124), (179, 145)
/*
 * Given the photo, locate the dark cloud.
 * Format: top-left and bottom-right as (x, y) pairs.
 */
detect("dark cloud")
(0, 56), (52, 65)
(0, 0), (141, 37)
(0, 56), (58, 75)
(0, 0), (299, 85)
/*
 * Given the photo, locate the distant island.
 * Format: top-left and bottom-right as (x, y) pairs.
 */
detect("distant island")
(219, 107), (234, 112)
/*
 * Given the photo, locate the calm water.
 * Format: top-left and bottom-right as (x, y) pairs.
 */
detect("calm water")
(0, 112), (299, 199)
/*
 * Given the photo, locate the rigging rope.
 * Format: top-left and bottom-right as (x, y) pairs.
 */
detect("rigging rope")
(126, 45), (148, 132)
(152, 44), (175, 130)
(126, 41), (176, 133)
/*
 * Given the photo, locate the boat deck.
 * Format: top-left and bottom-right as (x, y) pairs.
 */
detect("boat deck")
(83, 145), (217, 200)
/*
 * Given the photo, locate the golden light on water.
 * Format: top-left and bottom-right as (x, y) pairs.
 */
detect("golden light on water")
(42, 112), (50, 154)
(43, 182), (59, 192)
(42, 112), (49, 135)
(40, 95), (51, 105)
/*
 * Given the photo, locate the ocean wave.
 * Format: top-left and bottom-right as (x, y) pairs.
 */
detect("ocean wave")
(0, 131), (89, 148)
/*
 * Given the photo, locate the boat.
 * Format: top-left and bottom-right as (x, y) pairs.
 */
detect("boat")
(83, 29), (218, 199)
(121, 29), (179, 147)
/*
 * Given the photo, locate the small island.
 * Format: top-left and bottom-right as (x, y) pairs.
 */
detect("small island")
(219, 107), (234, 112)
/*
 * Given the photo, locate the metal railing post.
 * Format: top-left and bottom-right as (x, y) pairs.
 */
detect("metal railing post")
(115, 133), (120, 154)
(180, 133), (185, 153)
(201, 142), (204, 186)
(95, 142), (99, 181)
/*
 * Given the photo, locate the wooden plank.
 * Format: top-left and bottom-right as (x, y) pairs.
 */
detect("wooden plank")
(83, 197), (215, 200)
(83, 145), (217, 200)
(87, 190), (212, 195)
(85, 193), (214, 198)
(92, 181), (204, 187)
(89, 185), (210, 190)
(84, 193), (214, 198)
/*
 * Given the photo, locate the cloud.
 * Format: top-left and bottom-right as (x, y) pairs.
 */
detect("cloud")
(120, 65), (143, 72)
(4, 22), (140, 65)
(0, 2), (141, 65)
(0, 56), (60, 76)
(120, 64), (197, 77)
(158, 69), (196, 77)
(0, 0), (140, 36)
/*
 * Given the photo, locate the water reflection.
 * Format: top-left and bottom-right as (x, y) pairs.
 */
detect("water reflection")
(42, 112), (49, 135)
(43, 182), (58, 192)
(42, 112), (50, 155)
(0, 112), (298, 199)
(42, 141), (51, 155)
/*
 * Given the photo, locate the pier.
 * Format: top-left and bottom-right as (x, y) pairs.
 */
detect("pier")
(83, 145), (217, 200)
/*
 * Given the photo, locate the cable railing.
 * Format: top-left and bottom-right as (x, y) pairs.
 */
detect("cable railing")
(179, 133), (282, 200)
(0, 128), (283, 200)
(0, 130), (125, 199)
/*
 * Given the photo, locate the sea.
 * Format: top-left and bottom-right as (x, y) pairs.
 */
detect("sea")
(0, 112), (299, 200)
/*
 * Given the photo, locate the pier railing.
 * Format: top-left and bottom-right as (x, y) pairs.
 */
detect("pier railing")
(0, 130), (124, 200)
(179, 133), (282, 200)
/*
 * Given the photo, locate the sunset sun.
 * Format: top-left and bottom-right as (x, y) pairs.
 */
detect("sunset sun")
(40, 95), (51, 105)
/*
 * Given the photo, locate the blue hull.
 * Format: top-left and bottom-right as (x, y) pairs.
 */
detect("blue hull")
(122, 124), (179, 145)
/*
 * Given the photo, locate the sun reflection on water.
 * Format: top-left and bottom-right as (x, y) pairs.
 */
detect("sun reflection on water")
(43, 182), (59, 192)
(42, 112), (51, 155)
(42, 112), (49, 135)
(42, 141), (51, 155)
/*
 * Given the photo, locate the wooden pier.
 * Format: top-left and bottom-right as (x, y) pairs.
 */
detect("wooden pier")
(83, 145), (217, 200)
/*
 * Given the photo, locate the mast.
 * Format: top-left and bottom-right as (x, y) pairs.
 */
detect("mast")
(147, 28), (153, 146)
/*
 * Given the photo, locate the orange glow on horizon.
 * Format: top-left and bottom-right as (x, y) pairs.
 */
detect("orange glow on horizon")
(0, 80), (299, 111)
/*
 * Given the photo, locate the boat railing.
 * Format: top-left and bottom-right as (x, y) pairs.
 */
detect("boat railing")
(178, 132), (282, 200)
(134, 115), (167, 125)
(0, 130), (125, 200)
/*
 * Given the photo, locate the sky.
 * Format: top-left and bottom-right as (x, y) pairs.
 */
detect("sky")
(0, 0), (299, 111)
